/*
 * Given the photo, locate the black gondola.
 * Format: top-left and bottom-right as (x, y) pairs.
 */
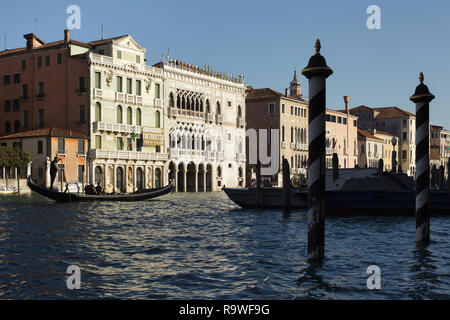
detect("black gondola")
(27, 176), (173, 203)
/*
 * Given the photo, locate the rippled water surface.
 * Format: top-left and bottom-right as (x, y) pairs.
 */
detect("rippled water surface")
(0, 192), (449, 299)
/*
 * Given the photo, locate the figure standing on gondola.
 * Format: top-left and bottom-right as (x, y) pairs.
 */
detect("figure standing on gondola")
(50, 156), (61, 190)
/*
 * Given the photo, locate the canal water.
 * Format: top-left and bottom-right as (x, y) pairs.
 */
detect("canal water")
(0, 192), (448, 299)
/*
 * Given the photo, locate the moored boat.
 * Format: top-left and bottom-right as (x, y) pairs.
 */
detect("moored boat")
(27, 177), (173, 203)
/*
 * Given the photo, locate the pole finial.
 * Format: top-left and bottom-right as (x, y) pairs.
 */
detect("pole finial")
(315, 39), (321, 54)
(419, 72), (424, 84)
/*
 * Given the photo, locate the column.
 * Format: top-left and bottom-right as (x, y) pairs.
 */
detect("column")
(194, 165), (198, 192)
(301, 39), (333, 261)
(410, 72), (434, 244)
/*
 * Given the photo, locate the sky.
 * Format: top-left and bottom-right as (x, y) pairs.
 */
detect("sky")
(1, 0), (449, 128)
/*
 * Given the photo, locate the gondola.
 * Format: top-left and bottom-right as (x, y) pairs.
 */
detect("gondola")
(27, 176), (173, 203)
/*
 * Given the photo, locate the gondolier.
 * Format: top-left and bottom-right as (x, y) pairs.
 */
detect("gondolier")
(50, 156), (61, 190)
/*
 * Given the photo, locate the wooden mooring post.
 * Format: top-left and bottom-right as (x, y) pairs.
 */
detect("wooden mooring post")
(410, 72), (434, 244)
(378, 158), (384, 175)
(302, 39), (333, 261)
(431, 165), (438, 187)
(282, 157), (291, 214)
(255, 161), (261, 209)
(439, 165), (445, 190)
(332, 153), (339, 182)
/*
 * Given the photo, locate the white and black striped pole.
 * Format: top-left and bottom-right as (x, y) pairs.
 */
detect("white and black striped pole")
(410, 72), (434, 244)
(302, 39), (333, 261)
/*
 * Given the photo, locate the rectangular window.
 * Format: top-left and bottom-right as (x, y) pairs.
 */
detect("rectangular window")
(78, 140), (85, 154)
(402, 119), (407, 128)
(57, 164), (63, 182)
(78, 165), (85, 183)
(354, 120), (357, 127)
(38, 56), (42, 67)
(38, 109), (44, 128)
(4, 100), (11, 112)
(117, 76), (123, 92)
(22, 59), (26, 70)
(78, 105), (85, 124)
(291, 106), (294, 115)
(117, 137), (123, 150)
(127, 138), (133, 151)
(268, 103), (275, 114)
(23, 111), (29, 129)
(136, 80), (141, 96)
(95, 72), (101, 89)
(38, 82), (45, 96)
(117, 50), (122, 59)
(13, 99), (20, 112)
(126, 78), (132, 94)
(337, 116), (342, 124)
(402, 150), (407, 160)
(326, 114), (331, 122)
(58, 138), (65, 154)
(95, 135), (102, 149)
(78, 77), (86, 92)
(3, 75), (10, 85)
(282, 104), (285, 113)
(37, 140), (43, 154)
(331, 115), (336, 123)
(22, 84), (28, 98)
(136, 55), (140, 63)
(402, 132), (407, 140)
(57, 53), (63, 64)
(13, 73), (20, 84)
(45, 55), (50, 66)
(343, 118), (347, 125)
(155, 83), (160, 99)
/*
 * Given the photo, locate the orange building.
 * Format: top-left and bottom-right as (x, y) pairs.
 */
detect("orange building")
(0, 30), (91, 137)
(0, 128), (88, 190)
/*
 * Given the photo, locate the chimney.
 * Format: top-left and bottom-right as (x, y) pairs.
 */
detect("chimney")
(285, 88), (288, 97)
(24, 33), (44, 50)
(343, 96), (349, 114)
(64, 29), (70, 43)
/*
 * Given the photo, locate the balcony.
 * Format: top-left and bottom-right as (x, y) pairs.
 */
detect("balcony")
(93, 89), (103, 100)
(169, 108), (179, 117)
(237, 118), (245, 128)
(116, 92), (125, 103)
(297, 143), (308, 151)
(126, 94), (135, 104)
(89, 149), (168, 161)
(36, 93), (46, 100)
(290, 143), (296, 150)
(93, 122), (142, 135)
(326, 148), (337, 155)
(216, 114), (224, 124)
(136, 96), (143, 105)
(154, 99), (162, 107)
(281, 142), (286, 149)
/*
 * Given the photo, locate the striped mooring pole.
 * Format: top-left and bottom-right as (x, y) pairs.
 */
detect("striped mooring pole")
(410, 72), (434, 244)
(302, 40), (333, 261)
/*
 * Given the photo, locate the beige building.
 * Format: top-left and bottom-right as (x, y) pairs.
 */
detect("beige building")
(245, 71), (308, 185)
(350, 106), (416, 176)
(325, 107), (359, 169)
(357, 129), (398, 171)
(430, 125), (450, 177)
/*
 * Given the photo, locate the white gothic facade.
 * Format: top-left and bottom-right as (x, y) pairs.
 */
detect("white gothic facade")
(157, 56), (247, 191)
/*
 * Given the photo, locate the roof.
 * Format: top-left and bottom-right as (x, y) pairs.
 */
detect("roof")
(246, 88), (307, 103)
(358, 129), (384, 141)
(0, 39), (91, 58)
(0, 128), (87, 139)
(349, 105), (415, 118)
(88, 35), (129, 46)
(326, 108), (357, 118)
(372, 130), (395, 137)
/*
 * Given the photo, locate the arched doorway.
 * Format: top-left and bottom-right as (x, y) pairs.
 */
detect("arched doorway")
(136, 167), (143, 190)
(94, 166), (103, 185)
(116, 167), (124, 192)
(177, 163), (185, 192)
(155, 168), (161, 188)
(206, 164), (213, 191)
(186, 162), (196, 192)
(198, 164), (205, 191)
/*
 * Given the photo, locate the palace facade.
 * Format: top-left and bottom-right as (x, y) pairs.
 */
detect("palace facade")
(155, 56), (247, 191)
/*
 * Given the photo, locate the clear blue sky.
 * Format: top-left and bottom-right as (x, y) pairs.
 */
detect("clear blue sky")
(1, 0), (449, 128)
